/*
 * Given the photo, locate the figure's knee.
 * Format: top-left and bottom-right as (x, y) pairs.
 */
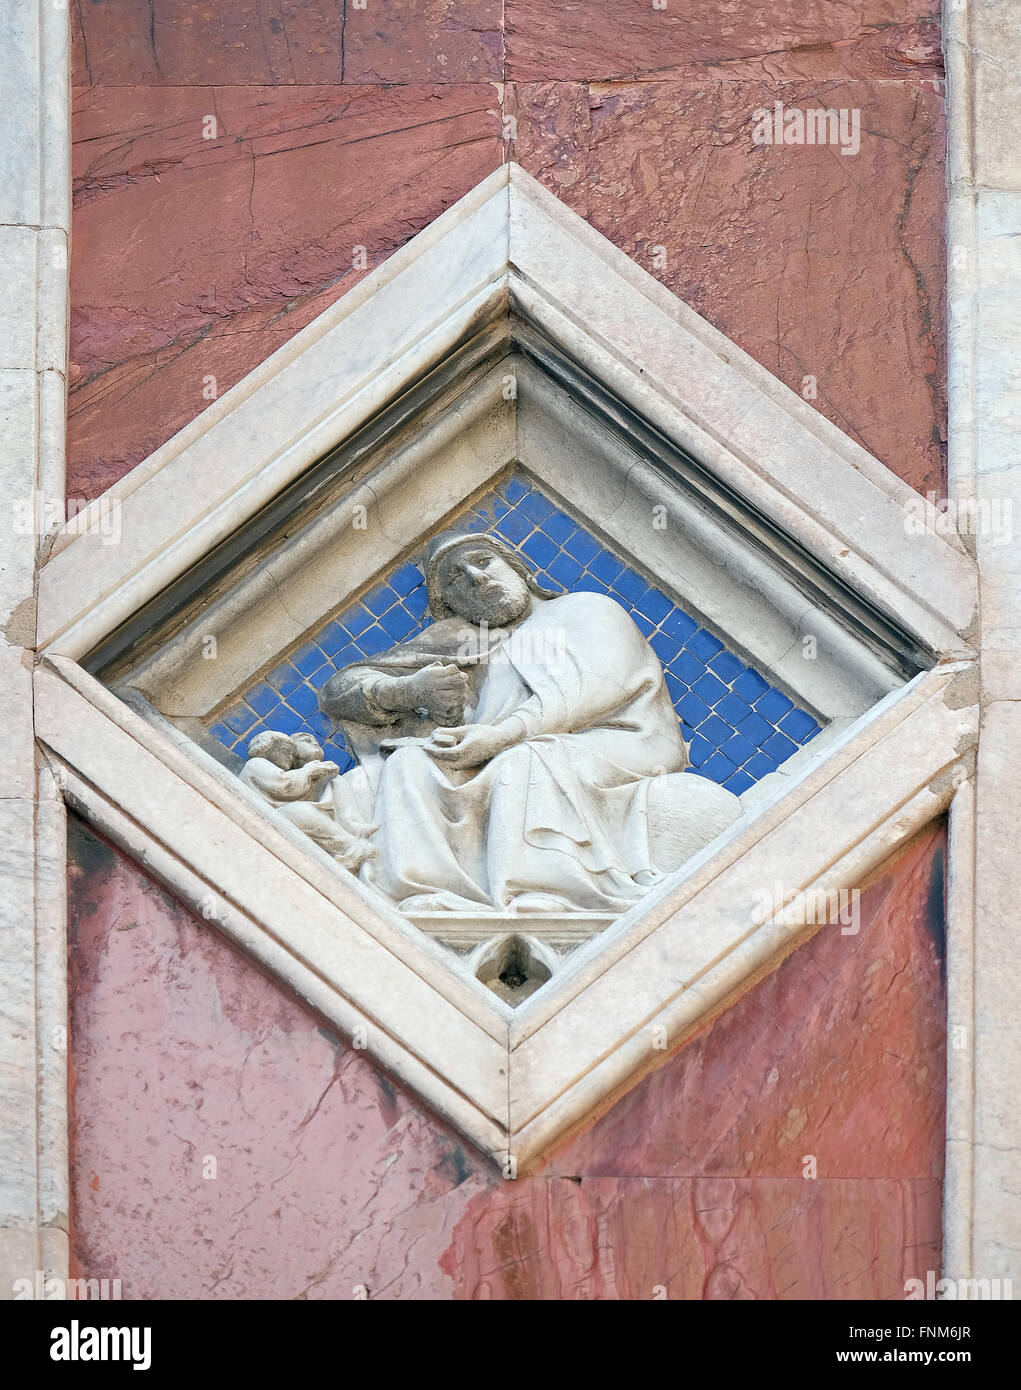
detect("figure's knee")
(646, 771), (742, 873)
(380, 744), (441, 789)
(487, 741), (533, 774)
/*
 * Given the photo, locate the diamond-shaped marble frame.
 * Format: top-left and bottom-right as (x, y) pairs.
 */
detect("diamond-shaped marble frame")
(34, 165), (979, 1168)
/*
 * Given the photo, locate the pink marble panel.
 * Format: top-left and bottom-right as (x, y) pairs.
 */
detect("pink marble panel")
(441, 1174), (942, 1299)
(67, 820), (945, 1299)
(67, 82), (501, 501)
(509, 79), (947, 495)
(505, 0), (942, 82)
(538, 826), (947, 1178)
(72, 0), (503, 88)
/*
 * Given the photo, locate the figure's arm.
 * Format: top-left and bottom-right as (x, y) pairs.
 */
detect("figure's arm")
(242, 759), (336, 803)
(320, 661), (469, 726)
(428, 600), (659, 765)
(481, 667), (647, 744)
(423, 673), (647, 770)
(301, 761), (340, 800)
(319, 667), (401, 726)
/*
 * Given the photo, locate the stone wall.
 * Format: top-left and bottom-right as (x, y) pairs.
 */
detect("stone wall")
(68, 818), (946, 1299)
(66, 0), (949, 1298)
(68, 0), (946, 500)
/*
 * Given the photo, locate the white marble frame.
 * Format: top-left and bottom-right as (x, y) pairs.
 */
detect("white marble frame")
(37, 165), (976, 663)
(943, 0), (1021, 1288)
(35, 647), (976, 1168)
(113, 347), (906, 762)
(27, 164), (983, 1177)
(0, 0), (71, 1301)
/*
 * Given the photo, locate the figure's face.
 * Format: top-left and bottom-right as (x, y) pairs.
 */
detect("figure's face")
(292, 733), (324, 763)
(437, 545), (531, 626)
(261, 738), (296, 770)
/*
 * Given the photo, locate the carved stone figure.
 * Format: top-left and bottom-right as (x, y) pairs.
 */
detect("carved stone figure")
(312, 532), (742, 915)
(240, 730), (374, 872)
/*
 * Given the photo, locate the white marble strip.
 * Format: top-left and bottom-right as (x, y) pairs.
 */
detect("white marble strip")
(0, 0), (70, 1302)
(944, 779), (976, 1281)
(944, 0), (1021, 1288)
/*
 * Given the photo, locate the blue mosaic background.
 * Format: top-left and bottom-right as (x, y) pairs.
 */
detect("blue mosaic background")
(208, 473), (821, 795)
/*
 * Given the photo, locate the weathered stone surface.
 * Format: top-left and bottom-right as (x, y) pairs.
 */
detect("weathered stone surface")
(71, 0), (502, 88)
(72, 1), (347, 86)
(66, 820), (487, 1301)
(342, 0), (503, 85)
(537, 825), (947, 1179)
(67, 817), (944, 1298)
(66, 23), (946, 503)
(441, 1175), (942, 1299)
(71, 1), (942, 90)
(509, 79), (947, 494)
(67, 83), (501, 501)
(505, 0), (942, 82)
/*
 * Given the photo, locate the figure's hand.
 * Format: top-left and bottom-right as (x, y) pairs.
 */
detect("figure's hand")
(302, 760), (339, 792)
(424, 724), (514, 769)
(376, 662), (470, 722)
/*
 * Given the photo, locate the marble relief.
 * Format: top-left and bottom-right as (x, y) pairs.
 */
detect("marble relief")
(240, 530), (743, 996)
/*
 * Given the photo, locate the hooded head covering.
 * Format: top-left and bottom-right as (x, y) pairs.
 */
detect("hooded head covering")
(421, 530), (559, 620)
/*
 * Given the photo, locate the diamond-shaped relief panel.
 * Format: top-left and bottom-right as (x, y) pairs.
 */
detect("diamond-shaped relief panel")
(208, 473), (821, 794)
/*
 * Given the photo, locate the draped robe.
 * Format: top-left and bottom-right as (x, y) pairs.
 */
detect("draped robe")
(320, 591), (691, 913)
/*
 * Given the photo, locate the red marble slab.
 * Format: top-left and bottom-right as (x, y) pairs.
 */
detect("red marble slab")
(505, 0), (942, 83)
(342, 0), (504, 85)
(67, 82), (501, 502)
(508, 79), (947, 494)
(72, 0), (504, 89)
(67, 79), (945, 503)
(441, 1174), (943, 1299)
(67, 818), (945, 1299)
(72, 0), (347, 87)
(537, 825), (947, 1179)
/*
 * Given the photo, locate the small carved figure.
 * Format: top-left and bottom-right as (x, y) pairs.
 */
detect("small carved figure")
(240, 730), (374, 872)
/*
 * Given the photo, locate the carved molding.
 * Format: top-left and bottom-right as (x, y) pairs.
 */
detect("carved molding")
(35, 164), (980, 1168)
(39, 166), (976, 663)
(36, 653), (976, 1166)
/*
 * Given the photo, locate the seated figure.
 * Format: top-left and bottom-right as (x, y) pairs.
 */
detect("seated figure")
(316, 531), (743, 915)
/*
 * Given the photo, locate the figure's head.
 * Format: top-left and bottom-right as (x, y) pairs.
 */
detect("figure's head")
(247, 730), (296, 770)
(292, 732), (325, 764)
(423, 532), (557, 624)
